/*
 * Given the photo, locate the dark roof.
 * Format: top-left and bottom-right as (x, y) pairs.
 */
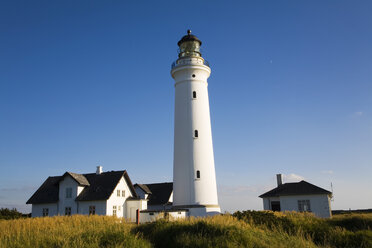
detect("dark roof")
(27, 170), (137, 204)
(134, 184), (152, 194)
(144, 182), (173, 206)
(76, 170), (137, 201)
(178, 30), (202, 46)
(63, 172), (90, 186)
(26, 176), (61, 204)
(259, 180), (332, 198)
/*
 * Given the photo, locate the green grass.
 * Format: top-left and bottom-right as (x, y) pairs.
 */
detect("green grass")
(1, 212), (372, 248)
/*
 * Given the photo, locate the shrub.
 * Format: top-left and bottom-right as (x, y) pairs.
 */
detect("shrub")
(0, 208), (24, 220)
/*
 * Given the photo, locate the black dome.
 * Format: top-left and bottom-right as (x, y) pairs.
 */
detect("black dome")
(177, 30), (202, 46)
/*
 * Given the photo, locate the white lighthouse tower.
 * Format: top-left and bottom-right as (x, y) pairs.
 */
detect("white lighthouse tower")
(171, 30), (220, 216)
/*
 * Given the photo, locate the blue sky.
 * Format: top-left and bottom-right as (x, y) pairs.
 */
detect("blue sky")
(0, 1), (371, 213)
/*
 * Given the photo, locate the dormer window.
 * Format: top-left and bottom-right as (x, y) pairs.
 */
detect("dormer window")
(66, 188), (72, 198)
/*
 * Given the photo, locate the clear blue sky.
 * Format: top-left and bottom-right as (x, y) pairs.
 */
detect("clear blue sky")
(1, 1), (371, 213)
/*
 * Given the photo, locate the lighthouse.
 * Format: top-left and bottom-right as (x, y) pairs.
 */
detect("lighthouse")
(171, 30), (220, 216)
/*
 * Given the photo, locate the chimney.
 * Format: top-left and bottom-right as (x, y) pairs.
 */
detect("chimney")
(96, 166), (103, 175)
(276, 174), (283, 186)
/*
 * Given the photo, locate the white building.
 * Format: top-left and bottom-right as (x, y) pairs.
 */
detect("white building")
(259, 174), (332, 218)
(26, 166), (146, 221)
(171, 30), (220, 217)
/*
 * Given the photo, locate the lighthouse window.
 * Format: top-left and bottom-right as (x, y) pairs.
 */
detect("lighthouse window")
(192, 74), (196, 78)
(196, 170), (200, 179)
(194, 130), (198, 138)
(193, 91), (197, 99)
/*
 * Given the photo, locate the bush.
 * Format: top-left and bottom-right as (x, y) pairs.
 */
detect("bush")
(0, 208), (24, 220)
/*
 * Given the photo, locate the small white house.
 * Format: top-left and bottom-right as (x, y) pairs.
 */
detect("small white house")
(259, 174), (332, 218)
(26, 167), (146, 221)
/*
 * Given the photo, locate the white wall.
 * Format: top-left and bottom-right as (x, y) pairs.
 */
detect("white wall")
(188, 206), (221, 217)
(58, 175), (80, 215)
(106, 177), (136, 218)
(78, 201), (106, 215)
(31, 203), (58, 217)
(262, 194), (331, 218)
(280, 195), (331, 218)
(126, 200), (147, 222)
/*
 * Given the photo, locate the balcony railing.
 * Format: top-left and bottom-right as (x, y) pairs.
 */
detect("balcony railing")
(171, 59), (210, 70)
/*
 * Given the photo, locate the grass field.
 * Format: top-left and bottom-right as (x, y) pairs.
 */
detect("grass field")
(1, 211), (371, 248)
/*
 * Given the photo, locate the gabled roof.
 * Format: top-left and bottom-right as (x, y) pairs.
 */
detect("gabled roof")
(27, 170), (137, 204)
(259, 180), (332, 198)
(134, 184), (152, 194)
(144, 182), (173, 206)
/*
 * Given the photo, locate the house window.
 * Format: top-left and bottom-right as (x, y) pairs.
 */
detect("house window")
(66, 188), (72, 198)
(194, 130), (198, 138)
(117, 190), (120, 197)
(118, 205), (121, 211)
(113, 206), (117, 216)
(149, 213), (154, 216)
(89, 206), (96, 215)
(122, 190), (125, 197)
(196, 170), (200, 179)
(193, 91), (197, 99)
(298, 200), (311, 212)
(65, 207), (71, 216)
(42, 208), (49, 217)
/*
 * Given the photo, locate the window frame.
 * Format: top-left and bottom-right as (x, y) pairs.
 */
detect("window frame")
(89, 205), (96, 215)
(298, 200), (311, 212)
(65, 207), (71, 216)
(66, 188), (72, 198)
(42, 208), (49, 217)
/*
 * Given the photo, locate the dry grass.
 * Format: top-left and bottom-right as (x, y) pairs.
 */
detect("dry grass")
(1, 212), (372, 248)
(0, 215), (150, 248)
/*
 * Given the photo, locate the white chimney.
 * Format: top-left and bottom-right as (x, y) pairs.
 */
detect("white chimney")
(276, 174), (283, 186)
(96, 166), (103, 175)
